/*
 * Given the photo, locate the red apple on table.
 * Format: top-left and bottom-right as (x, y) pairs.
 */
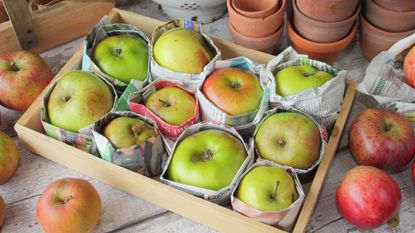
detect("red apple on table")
(36, 178), (101, 233)
(202, 67), (263, 115)
(0, 195), (5, 228)
(404, 45), (415, 88)
(336, 166), (401, 230)
(0, 131), (19, 184)
(0, 50), (53, 111)
(349, 108), (415, 171)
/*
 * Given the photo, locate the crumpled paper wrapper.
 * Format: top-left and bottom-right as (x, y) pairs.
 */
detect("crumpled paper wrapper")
(231, 160), (305, 231)
(150, 19), (221, 90)
(92, 111), (167, 177)
(252, 106), (328, 174)
(264, 47), (347, 128)
(128, 80), (201, 139)
(358, 33), (415, 128)
(160, 122), (254, 205)
(41, 70), (118, 155)
(82, 16), (151, 111)
(197, 56), (270, 137)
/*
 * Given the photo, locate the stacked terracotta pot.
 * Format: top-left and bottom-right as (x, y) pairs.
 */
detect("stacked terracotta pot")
(360, 0), (415, 61)
(227, 0), (286, 54)
(288, 0), (360, 64)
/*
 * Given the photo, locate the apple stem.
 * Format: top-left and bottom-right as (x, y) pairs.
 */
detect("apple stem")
(270, 180), (280, 200)
(158, 99), (170, 107)
(387, 215), (400, 228)
(9, 61), (19, 72)
(131, 125), (142, 137)
(62, 195), (73, 204)
(304, 72), (316, 77)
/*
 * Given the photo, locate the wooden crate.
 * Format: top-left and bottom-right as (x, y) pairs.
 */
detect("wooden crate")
(14, 8), (357, 233)
(0, 0), (114, 54)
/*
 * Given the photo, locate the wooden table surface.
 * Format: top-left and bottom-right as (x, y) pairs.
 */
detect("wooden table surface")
(1, 1), (414, 232)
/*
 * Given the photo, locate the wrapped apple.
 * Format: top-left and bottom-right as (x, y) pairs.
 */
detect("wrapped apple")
(264, 47), (347, 127)
(160, 122), (253, 204)
(150, 19), (221, 89)
(92, 111), (167, 176)
(197, 56), (269, 137)
(253, 107), (327, 173)
(231, 161), (304, 230)
(41, 70), (117, 155)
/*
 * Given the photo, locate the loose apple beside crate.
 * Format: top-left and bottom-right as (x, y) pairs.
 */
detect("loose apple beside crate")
(14, 8), (357, 233)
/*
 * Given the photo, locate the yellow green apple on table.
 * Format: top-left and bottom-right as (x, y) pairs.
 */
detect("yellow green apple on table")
(153, 28), (213, 73)
(275, 65), (334, 97)
(93, 35), (149, 83)
(145, 86), (196, 126)
(103, 116), (157, 148)
(202, 67), (263, 115)
(0, 131), (19, 184)
(167, 129), (247, 191)
(236, 166), (298, 211)
(255, 112), (321, 170)
(47, 70), (114, 133)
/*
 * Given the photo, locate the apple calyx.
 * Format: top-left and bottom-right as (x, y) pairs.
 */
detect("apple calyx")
(112, 48), (123, 57)
(230, 82), (241, 89)
(9, 61), (19, 72)
(387, 215), (400, 228)
(270, 180), (280, 200)
(277, 138), (286, 147)
(383, 122), (393, 132)
(131, 125), (142, 137)
(303, 72), (316, 77)
(158, 99), (171, 107)
(62, 96), (71, 102)
(57, 195), (73, 205)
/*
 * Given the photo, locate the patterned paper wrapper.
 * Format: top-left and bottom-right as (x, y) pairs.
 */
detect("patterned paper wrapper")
(358, 33), (415, 129)
(128, 80), (201, 139)
(150, 19), (221, 90)
(160, 122), (254, 205)
(91, 111), (168, 177)
(264, 47), (347, 128)
(197, 56), (270, 137)
(253, 106), (328, 174)
(231, 160), (305, 230)
(41, 71), (118, 155)
(82, 16), (151, 111)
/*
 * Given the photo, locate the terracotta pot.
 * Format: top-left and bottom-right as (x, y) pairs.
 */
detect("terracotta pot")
(293, 0), (359, 43)
(297, 0), (360, 22)
(287, 15), (358, 64)
(227, 0), (286, 38)
(232, 0), (279, 18)
(364, 0), (415, 32)
(374, 0), (415, 12)
(229, 19), (284, 54)
(360, 15), (415, 61)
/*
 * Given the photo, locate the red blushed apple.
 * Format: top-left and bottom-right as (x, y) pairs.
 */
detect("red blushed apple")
(0, 50), (53, 111)
(36, 178), (101, 233)
(0, 195), (5, 228)
(336, 166), (401, 230)
(404, 45), (415, 88)
(349, 108), (415, 171)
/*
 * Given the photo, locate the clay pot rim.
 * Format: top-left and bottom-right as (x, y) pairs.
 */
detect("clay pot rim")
(294, 0), (360, 26)
(227, 0), (286, 22)
(287, 15), (358, 52)
(360, 14), (415, 35)
(232, 0), (279, 18)
(367, 0), (415, 15)
(230, 17), (285, 41)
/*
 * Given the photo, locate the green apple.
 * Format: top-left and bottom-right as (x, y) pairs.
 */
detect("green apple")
(93, 35), (148, 83)
(236, 166), (298, 211)
(255, 112), (321, 169)
(145, 86), (196, 126)
(103, 117), (157, 148)
(153, 28), (213, 73)
(0, 131), (19, 184)
(202, 67), (263, 115)
(48, 71), (114, 133)
(167, 129), (247, 191)
(275, 65), (334, 97)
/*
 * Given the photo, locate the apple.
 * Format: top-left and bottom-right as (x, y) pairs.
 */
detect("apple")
(336, 166), (401, 230)
(274, 65), (334, 97)
(167, 129), (247, 191)
(255, 112), (320, 170)
(47, 71), (114, 133)
(0, 131), (19, 184)
(153, 28), (213, 73)
(349, 108), (415, 171)
(104, 116), (157, 148)
(93, 35), (148, 83)
(0, 195), (5, 228)
(404, 45), (415, 88)
(36, 178), (101, 233)
(0, 50), (53, 111)
(145, 86), (196, 126)
(236, 166), (298, 211)
(202, 67), (263, 115)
